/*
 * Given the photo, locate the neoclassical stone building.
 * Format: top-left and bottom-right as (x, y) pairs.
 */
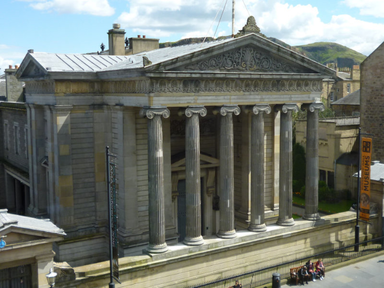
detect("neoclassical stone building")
(9, 20), (343, 270)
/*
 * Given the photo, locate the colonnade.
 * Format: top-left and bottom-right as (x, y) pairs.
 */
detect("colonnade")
(141, 102), (323, 254)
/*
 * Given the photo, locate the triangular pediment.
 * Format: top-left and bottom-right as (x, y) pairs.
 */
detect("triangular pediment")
(16, 53), (48, 80)
(146, 33), (336, 77)
(172, 153), (219, 171)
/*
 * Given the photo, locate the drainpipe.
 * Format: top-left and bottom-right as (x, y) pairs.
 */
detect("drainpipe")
(334, 160), (337, 191)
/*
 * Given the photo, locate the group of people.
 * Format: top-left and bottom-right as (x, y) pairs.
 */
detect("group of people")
(299, 259), (325, 285)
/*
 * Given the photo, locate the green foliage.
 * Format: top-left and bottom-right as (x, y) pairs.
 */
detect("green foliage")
(318, 181), (337, 203)
(293, 143), (306, 194)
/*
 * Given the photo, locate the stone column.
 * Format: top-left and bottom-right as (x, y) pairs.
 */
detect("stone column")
(302, 102), (324, 220)
(275, 104), (298, 226)
(247, 104), (271, 232)
(141, 106), (170, 254)
(183, 106), (207, 246)
(215, 105), (240, 239)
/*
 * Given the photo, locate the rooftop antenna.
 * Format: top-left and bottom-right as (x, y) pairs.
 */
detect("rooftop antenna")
(232, 0), (235, 37)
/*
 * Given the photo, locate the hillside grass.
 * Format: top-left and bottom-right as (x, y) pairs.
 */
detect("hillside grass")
(295, 42), (366, 65)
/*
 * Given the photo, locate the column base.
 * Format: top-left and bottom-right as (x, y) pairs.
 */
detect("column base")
(276, 217), (295, 226)
(183, 235), (204, 246)
(303, 213), (321, 221)
(217, 229), (237, 239)
(248, 223), (267, 232)
(144, 243), (168, 254)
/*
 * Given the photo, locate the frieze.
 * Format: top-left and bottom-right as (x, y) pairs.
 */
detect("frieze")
(151, 79), (322, 93)
(183, 46), (309, 73)
(25, 81), (55, 94)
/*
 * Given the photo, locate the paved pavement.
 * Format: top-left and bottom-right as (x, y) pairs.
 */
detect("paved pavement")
(281, 253), (384, 288)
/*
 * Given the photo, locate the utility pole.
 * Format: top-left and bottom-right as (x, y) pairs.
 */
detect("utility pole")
(232, 0), (235, 37)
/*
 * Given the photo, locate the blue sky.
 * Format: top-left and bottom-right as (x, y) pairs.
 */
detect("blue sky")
(1, 0), (384, 73)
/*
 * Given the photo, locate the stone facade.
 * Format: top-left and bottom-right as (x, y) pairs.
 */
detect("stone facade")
(3, 20), (378, 288)
(361, 43), (384, 163)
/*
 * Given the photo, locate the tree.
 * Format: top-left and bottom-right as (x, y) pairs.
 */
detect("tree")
(293, 143), (306, 193)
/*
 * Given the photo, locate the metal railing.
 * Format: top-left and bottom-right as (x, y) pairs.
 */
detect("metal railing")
(193, 236), (384, 288)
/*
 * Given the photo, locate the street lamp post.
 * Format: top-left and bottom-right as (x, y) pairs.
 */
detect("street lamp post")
(46, 268), (57, 288)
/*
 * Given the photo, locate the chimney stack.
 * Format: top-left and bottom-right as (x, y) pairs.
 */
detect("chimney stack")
(108, 23), (126, 55)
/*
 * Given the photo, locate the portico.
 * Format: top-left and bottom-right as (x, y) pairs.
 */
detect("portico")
(15, 24), (335, 263)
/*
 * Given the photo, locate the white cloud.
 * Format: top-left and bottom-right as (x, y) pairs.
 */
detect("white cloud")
(17, 0), (115, 16)
(116, 0), (384, 56)
(342, 0), (384, 18)
(0, 45), (26, 74)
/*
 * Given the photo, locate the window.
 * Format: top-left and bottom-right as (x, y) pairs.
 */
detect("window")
(4, 120), (9, 150)
(347, 83), (351, 94)
(330, 91), (334, 101)
(319, 170), (326, 182)
(13, 122), (20, 155)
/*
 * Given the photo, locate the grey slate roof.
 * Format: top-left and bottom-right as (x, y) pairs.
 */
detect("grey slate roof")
(29, 53), (132, 72)
(102, 38), (233, 71)
(320, 117), (360, 126)
(28, 38), (235, 73)
(331, 89), (360, 106)
(353, 161), (384, 182)
(0, 209), (65, 235)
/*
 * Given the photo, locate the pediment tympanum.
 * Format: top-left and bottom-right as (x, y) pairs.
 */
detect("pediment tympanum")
(17, 57), (47, 79)
(171, 154), (219, 172)
(179, 46), (313, 73)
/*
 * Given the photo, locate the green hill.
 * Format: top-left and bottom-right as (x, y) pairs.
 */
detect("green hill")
(160, 37), (366, 68)
(294, 42), (366, 67)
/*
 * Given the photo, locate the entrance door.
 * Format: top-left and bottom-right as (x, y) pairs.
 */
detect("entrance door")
(0, 265), (32, 288)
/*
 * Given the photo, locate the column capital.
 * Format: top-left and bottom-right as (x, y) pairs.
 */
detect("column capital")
(213, 105), (240, 116)
(181, 106), (207, 118)
(140, 106), (170, 119)
(245, 104), (271, 115)
(301, 102), (325, 113)
(274, 103), (299, 114)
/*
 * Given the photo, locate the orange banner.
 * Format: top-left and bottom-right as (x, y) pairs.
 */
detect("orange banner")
(360, 137), (372, 221)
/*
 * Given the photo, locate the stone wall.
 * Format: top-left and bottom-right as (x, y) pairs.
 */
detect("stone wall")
(361, 43), (384, 163)
(56, 212), (375, 288)
(4, 68), (24, 102)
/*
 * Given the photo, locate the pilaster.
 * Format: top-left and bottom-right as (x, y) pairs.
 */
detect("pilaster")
(52, 105), (74, 228)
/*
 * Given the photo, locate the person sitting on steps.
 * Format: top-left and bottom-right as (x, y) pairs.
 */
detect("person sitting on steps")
(306, 260), (318, 282)
(299, 266), (310, 285)
(316, 258), (325, 280)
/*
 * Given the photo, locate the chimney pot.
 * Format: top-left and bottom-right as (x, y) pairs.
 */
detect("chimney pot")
(138, 35), (141, 38)
(143, 35), (146, 38)
(15, 65), (19, 69)
(113, 23), (120, 29)
(8, 65), (12, 69)
(28, 49), (34, 53)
